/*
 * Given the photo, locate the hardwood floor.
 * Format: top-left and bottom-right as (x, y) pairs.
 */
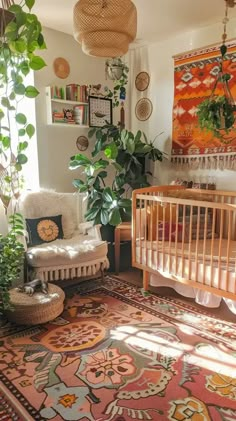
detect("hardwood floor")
(113, 268), (236, 323)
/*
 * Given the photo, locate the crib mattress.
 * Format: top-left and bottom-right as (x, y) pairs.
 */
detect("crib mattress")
(136, 238), (236, 265)
(135, 239), (236, 295)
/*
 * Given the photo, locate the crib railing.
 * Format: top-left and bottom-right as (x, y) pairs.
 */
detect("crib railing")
(132, 186), (236, 300)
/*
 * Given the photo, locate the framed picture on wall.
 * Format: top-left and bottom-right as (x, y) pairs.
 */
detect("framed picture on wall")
(89, 96), (113, 127)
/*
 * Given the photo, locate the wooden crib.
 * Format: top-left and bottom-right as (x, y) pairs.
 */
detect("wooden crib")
(132, 186), (236, 301)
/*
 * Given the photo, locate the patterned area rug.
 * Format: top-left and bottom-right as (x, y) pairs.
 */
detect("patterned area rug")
(1, 276), (236, 421)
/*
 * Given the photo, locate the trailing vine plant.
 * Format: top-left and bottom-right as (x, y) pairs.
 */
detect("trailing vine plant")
(0, 0), (46, 313)
(0, 0), (46, 211)
(105, 58), (129, 107)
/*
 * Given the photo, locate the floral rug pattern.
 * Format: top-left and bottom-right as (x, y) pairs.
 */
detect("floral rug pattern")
(1, 276), (236, 420)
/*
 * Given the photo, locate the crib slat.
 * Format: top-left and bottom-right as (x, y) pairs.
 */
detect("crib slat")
(225, 210), (232, 292)
(218, 209), (224, 291)
(175, 204), (179, 277)
(194, 206), (200, 283)
(181, 204), (186, 278)
(188, 205), (193, 281)
(210, 207), (216, 289)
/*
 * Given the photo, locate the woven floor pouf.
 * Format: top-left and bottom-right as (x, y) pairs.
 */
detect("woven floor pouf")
(6, 284), (65, 325)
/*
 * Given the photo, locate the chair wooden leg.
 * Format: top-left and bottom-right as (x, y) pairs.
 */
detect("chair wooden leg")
(143, 271), (149, 291)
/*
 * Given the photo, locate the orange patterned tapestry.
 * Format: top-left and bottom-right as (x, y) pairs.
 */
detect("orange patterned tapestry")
(172, 39), (236, 170)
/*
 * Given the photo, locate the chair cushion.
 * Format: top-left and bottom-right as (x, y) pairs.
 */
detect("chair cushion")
(20, 190), (78, 239)
(26, 215), (64, 247)
(26, 233), (108, 268)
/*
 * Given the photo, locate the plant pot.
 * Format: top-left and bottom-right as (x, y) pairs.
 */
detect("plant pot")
(107, 241), (131, 272)
(100, 224), (115, 243)
(0, 8), (15, 35)
(107, 65), (123, 81)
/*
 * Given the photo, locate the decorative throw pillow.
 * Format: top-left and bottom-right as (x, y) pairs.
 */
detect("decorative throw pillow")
(26, 215), (64, 247)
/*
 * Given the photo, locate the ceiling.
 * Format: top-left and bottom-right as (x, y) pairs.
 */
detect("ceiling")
(32, 0), (236, 44)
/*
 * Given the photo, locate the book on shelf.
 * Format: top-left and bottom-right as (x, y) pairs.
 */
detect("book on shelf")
(50, 84), (89, 103)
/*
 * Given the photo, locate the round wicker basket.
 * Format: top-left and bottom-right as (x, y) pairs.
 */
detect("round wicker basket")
(6, 284), (65, 325)
(74, 0), (137, 57)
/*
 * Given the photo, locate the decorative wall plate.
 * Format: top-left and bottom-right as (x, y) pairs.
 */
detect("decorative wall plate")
(135, 98), (153, 121)
(135, 71), (150, 91)
(53, 57), (70, 79)
(76, 135), (89, 151)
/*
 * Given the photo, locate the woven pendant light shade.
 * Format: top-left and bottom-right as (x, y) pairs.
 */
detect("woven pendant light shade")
(73, 0), (137, 57)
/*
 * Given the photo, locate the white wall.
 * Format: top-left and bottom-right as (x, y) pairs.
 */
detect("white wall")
(34, 27), (111, 192)
(129, 19), (236, 191)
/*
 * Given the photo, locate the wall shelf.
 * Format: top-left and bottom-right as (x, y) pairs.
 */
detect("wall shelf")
(46, 86), (89, 127)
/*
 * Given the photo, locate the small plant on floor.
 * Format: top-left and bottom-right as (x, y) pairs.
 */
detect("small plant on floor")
(0, 214), (25, 315)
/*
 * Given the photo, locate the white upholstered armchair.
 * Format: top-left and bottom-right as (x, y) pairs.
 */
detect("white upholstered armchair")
(19, 190), (109, 282)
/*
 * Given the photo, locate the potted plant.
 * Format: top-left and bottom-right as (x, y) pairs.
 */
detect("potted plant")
(69, 125), (165, 269)
(70, 125), (165, 228)
(197, 93), (236, 138)
(0, 0), (46, 314)
(106, 58), (129, 108)
(197, 44), (236, 139)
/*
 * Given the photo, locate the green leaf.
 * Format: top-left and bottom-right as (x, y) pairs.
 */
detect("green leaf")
(14, 39), (27, 53)
(18, 141), (28, 151)
(73, 179), (85, 189)
(16, 113), (27, 125)
(20, 61), (30, 76)
(104, 142), (118, 159)
(118, 199), (132, 209)
(102, 187), (113, 203)
(100, 209), (109, 225)
(110, 208), (122, 226)
(85, 207), (99, 221)
(88, 127), (96, 138)
(25, 85), (39, 98)
(26, 124), (35, 138)
(37, 33), (45, 47)
(15, 163), (22, 171)
(14, 83), (25, 95)
(29, 56), (46, 71)
(18, 129), (26, 137)
(2, 137), (10, 149)
(1, 97), (11, 109)
(25, 0), (35, 9)
(17, 153), (28, 165)
(8, 4), (22, 13)
(69, 154), (91, 169)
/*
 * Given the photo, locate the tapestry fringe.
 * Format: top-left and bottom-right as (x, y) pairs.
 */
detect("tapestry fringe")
(171, 154), (236, 171)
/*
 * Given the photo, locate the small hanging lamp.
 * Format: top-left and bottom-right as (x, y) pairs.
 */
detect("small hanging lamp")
(73, 0), (137, 58)
(0, 0), (15, 38)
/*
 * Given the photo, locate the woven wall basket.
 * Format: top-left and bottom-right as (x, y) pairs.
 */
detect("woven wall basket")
(73, 0), (137, 57)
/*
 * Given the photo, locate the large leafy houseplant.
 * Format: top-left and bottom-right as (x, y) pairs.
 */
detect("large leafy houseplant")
(69, 125), (165, 227)
(0, 0), (46, 314)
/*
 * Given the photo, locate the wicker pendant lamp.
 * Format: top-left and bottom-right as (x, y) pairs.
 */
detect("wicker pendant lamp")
(73, 0), (137, 57)
(0, 0), (15, 38)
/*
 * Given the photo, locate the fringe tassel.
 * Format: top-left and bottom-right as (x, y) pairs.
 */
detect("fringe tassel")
(32, 258), (110, 282)
(171, 154), (236, 170)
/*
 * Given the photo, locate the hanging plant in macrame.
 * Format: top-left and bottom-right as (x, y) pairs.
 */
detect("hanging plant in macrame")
(197, 44), (236, 138)
(197, 1), (236, 140)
